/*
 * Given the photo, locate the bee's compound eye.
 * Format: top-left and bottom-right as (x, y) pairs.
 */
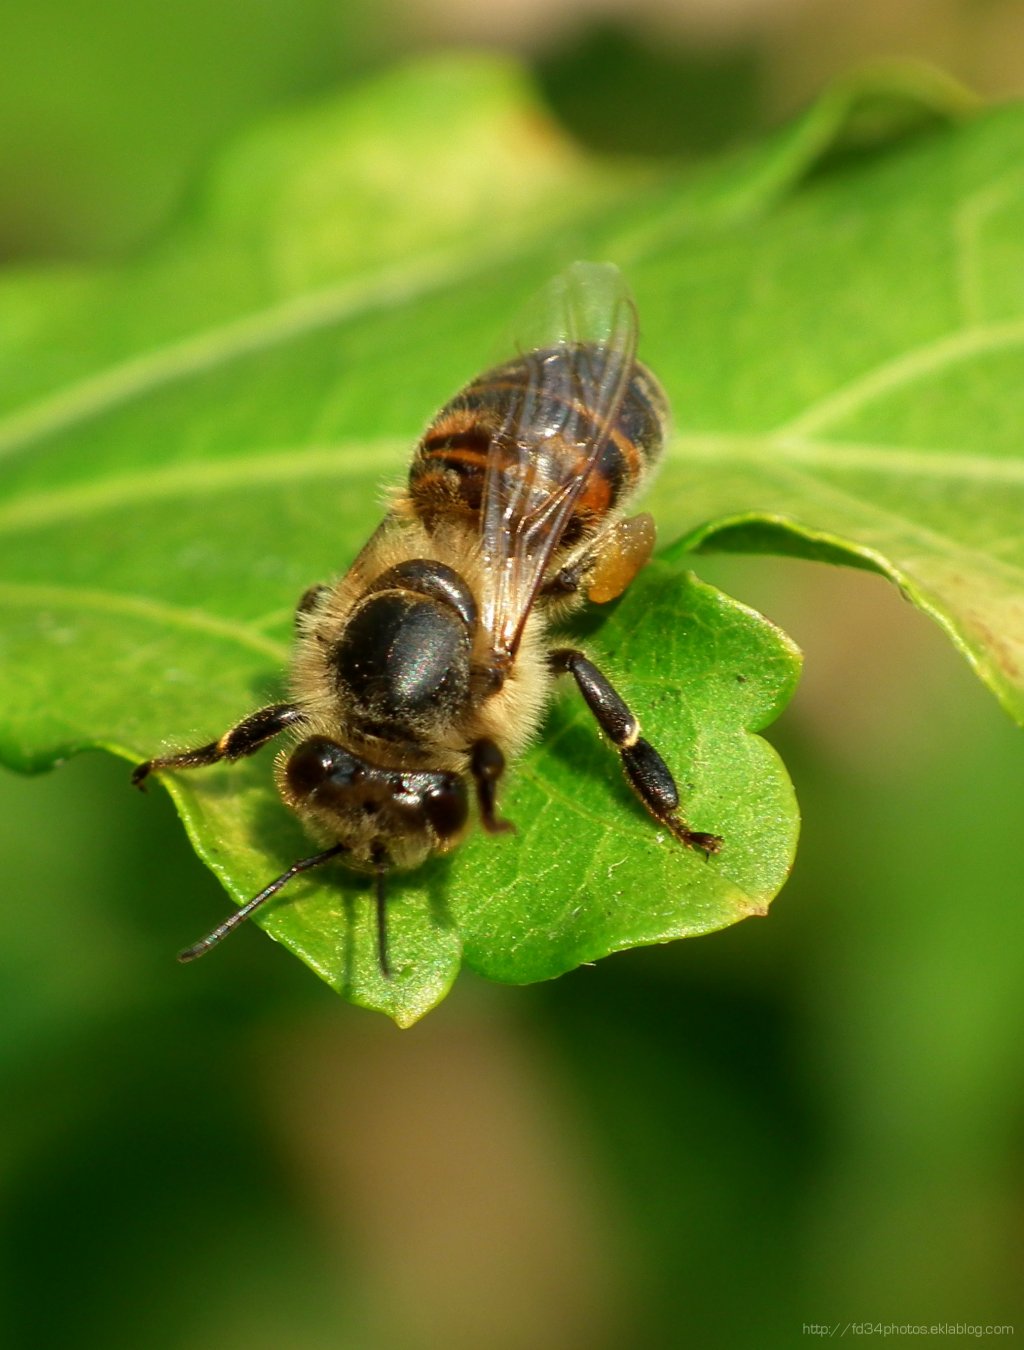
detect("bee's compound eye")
(422, 776), (469, 840)
(285, 737), (359, 798)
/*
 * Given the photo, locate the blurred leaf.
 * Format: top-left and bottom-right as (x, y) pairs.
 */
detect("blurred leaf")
(0, 0), (388, 259)
(0, 53), (1018, 1019)
(535, 23), (763, 156)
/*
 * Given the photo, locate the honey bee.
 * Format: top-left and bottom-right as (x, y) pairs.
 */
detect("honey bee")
(133, 262), (721, 976)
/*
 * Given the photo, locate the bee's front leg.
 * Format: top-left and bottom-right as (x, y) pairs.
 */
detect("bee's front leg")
(469, 738), (516, 834)
(549, 648), (721, 854)
(131, 703), (307, 788)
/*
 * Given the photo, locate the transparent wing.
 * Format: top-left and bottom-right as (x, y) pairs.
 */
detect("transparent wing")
(478, 261), (639, 663)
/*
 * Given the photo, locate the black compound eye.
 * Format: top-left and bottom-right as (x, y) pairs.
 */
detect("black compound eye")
(422, 776), (469, 839)
(285, 737), (359, 798)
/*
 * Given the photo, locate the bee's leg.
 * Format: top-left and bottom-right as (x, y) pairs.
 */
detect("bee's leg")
(470, 738), (516, 834)
(541, 560), (586, 598)
(295, 584), (329, 624)
(584, 513), (656, 604)
(131, 703), (307, 788)
(549, 647), (722, 854)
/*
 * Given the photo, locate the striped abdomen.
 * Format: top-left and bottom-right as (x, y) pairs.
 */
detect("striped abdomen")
(408, 344), (668, 547)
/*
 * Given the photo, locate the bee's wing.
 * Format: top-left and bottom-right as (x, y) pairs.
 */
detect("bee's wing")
(478, 261), (639, 662)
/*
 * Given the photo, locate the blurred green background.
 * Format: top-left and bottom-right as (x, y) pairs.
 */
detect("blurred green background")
(2, 1), (1024, 1347)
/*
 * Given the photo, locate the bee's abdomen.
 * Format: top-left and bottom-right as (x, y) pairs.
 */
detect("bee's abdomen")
(408, 346), (667, 541)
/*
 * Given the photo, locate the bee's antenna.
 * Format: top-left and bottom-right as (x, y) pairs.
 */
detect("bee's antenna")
(374, 859), (392, 980)
(177, 844), (345, 963)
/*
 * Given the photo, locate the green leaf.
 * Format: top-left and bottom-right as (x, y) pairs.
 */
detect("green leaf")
(95, 564), (796, 1026)
(2, 53), (1017, 1020)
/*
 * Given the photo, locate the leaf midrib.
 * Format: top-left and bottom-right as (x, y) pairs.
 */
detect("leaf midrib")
(3, 417), (1024, 536)
(4, 425), (1023, 608)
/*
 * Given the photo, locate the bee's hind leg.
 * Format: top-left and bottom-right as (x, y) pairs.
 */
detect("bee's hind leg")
(131, 703), (307, 788)
(542, 514), (657, 604)
(549, 647), (721, 855)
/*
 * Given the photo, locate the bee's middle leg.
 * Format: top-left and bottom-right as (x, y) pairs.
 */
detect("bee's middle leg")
(549, 647), (721, 854)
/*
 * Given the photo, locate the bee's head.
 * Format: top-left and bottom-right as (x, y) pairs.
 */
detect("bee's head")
(277, 736), (469, 871)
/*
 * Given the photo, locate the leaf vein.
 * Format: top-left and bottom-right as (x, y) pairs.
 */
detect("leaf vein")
(0, 441), (407, 536)
(0, 580), (288, 661)
(951, 169), (1024, 326)
(760, 455), (1024, 590)
(0, 250), (504, 462)
(772, 318), (1024, 438)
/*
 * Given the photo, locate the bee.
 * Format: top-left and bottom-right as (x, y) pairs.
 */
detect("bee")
(132, 262), (722, 977)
